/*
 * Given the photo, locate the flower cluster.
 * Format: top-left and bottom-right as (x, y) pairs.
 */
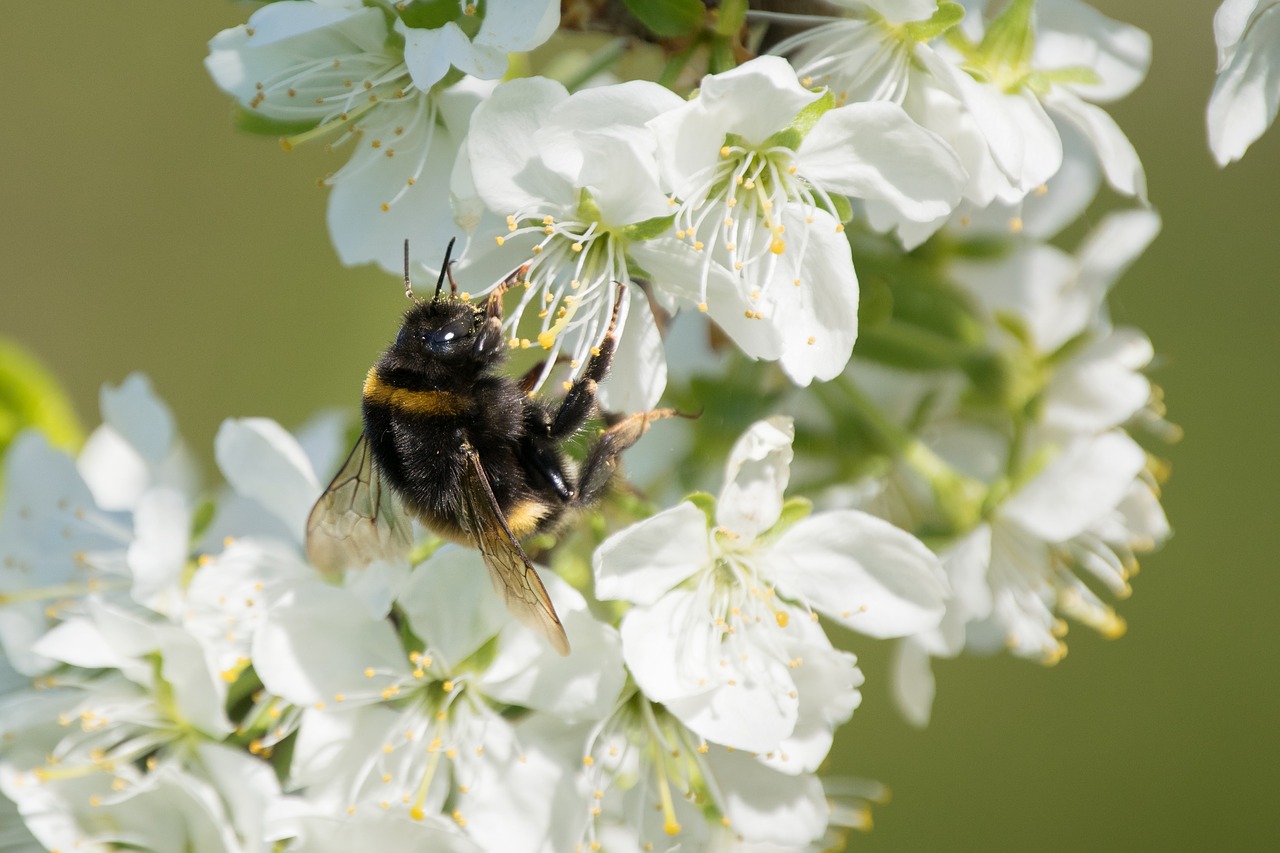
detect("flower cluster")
(0, 0), (1185, 849)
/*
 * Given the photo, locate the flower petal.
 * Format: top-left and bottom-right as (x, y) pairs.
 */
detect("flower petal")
(594, 501), (710, 605)
(717, 416), (795, 541)
(772, 510), (947, 638)
(800, 101), (964, 223)
(1000, 432), (1147, 542)
(215, 418), (320, 543)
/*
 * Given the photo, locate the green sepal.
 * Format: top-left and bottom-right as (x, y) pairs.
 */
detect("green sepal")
(829, 192), (853, 223)
(189, 499), (217, 544)
(685, 491), (718, 525)
(399, 0), (485, 37)
(621, 214), (676, 242)
(575, 187), (603, 226)
(714, 0), (749, 37)
(708, 34), (737, 74)
(0, 338), (83, 463)
(1024, 66), (1102, 95)
(765, 90), (836, 150)
(224, 665), (265, 720)
(904, 1), (966, 42)
(623, 0), (705, 38)
(232, 105), (323, 138)
(755, 496), (813, 546)
(977, 0), (1036, 72)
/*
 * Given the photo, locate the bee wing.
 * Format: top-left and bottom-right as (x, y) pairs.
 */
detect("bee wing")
(458, 441), (570, 656)
(305, 433), (414, 577)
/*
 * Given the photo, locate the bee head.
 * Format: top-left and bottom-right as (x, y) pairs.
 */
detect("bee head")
(388, 297), (490, 367)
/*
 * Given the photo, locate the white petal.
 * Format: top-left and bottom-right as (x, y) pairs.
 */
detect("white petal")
(891, 637), (936, 727)
(598, 290), (668, 411)
(398, 19), (472, 90)
(1044, 327), (1153, 434)
(622, 591), (798, 751)
(481, 572), (626, 721)
(800, 101), (964, 222)
(628, 240), (784, 363)
(398, 546), (508, 667)
(704, 748), (828, 846)
(215, 417), (320, 543)
(594, 502), (710, 605)
(128, 487), (192, 615)
(772, 511), (947, 638)
(326, 99), (465, 272)
(475, 0), (560, 54)
(1000, 432), (1146, 542)
(1034, 0), (1152, 102)
(252, 583), (407, 706)
(716, 416), (795, 540)
(468, 77), (574, 215)
(1045, 91), (1147, 201)
(767, 206), (859, 385)
(648, 56), (818, 189)
(158, 627), (234, 737)
(760, 623), (862, 775)
(100, 373), (177, 464)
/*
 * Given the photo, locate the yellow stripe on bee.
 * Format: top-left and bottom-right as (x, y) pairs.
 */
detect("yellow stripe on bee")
(505, 499), (552, 539)
(363, 369), (468, 417)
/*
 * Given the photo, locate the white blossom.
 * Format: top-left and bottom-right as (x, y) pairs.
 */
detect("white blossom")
(595, 417), (944, 754)
(1208, 0), (1280, 164)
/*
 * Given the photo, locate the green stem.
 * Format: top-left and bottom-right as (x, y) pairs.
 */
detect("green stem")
(658, 36), (703, 90)
(562, 37), (629, 92)
(835, 375), (987, 533)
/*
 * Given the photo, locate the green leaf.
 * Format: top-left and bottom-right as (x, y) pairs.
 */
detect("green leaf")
(623, 0), (705, 38)
(0, 338), (82, 465)
(621, 214), (676, 242)
(231, 105), (323, 138)
(904, 1), (966, 42)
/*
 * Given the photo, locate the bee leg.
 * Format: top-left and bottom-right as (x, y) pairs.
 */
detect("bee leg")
(484, 263), (531, 319)
(574, 408), (681, 507)
(547, 284), (625, 439)
(474, 263), (532, 360)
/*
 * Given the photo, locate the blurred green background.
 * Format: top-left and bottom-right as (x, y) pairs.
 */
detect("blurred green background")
(2, 1), (1276, 849)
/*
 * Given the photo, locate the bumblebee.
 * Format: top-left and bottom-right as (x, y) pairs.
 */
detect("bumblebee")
(306, 240), (672, 655)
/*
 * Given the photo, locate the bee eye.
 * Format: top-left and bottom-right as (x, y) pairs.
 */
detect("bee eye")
(425, 316), (473, 349)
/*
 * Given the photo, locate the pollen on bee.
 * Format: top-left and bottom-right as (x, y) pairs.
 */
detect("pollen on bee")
(562, 381), (573, 391)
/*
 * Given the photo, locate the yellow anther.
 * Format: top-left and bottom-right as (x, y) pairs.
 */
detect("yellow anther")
(770, 237), (786, 254)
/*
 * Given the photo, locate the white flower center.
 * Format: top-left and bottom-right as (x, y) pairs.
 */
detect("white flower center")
(493, 210), (630, 390)
(673, 143), (843, 306)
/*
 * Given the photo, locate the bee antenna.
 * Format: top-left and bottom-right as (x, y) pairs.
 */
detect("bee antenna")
(403, 239), (421, 304)
(433, 237), (457, 302)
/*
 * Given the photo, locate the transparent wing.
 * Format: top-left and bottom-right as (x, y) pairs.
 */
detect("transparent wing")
(305, 433), (414, 577)
(458, 441), (570, 656)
